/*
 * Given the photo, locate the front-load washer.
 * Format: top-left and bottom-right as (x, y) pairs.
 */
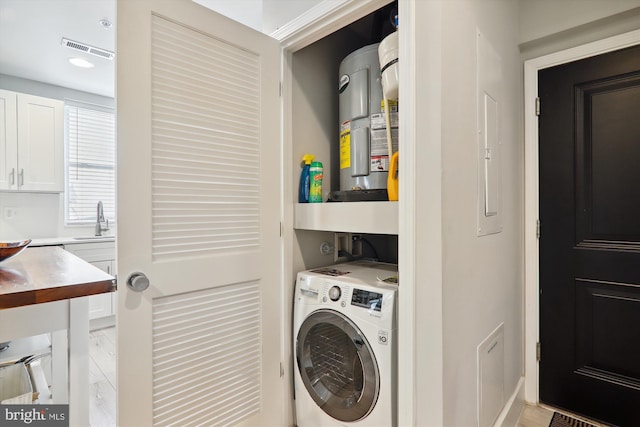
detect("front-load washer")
(293, 261), (398, 427)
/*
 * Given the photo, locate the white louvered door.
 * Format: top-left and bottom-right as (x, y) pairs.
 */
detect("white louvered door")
(116, 1), (282, 426)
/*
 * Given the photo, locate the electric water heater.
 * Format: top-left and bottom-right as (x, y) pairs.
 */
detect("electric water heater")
(335, 43), (398, 201)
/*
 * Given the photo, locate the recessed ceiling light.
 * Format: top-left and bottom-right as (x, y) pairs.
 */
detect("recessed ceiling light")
(99, 19), (113, 29)
(69, 57), (95, 68)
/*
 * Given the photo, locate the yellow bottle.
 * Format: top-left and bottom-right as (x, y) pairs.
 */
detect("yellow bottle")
(387, 152), (399, 201)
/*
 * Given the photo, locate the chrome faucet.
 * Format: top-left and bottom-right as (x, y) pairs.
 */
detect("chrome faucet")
(95, 201), (109, 236)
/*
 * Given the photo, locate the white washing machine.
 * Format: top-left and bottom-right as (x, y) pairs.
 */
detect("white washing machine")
(293, 261), (398, 427)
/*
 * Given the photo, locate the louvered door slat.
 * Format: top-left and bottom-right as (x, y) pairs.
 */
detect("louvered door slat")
(152, 280), (261, 426)
(151, 13), (261, 261)
(153, 79), (260, 114)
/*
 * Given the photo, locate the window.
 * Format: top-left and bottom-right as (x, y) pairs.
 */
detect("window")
(64, 102), (116, 225)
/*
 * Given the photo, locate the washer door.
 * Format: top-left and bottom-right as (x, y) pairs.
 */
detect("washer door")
(296, 309), (379, 422)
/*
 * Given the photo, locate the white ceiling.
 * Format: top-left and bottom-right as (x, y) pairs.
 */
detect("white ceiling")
(0, 0), (115, 98)
(0, 0), (322, 99)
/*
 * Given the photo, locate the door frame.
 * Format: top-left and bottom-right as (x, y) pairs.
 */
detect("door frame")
(523, 28), (640, 404)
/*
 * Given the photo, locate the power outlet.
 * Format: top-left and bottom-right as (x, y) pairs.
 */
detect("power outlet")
(3, 207), (19, 220)
(351, 234), (363, 258)
(334, 232), (352, 262)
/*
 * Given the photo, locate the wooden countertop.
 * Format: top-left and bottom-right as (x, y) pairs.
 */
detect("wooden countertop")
(0, 246), (116, 309)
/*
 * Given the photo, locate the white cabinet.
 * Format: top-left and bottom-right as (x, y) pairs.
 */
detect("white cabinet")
(0, 89), (18, 190)
(0, 89), (64, 192)
(87, 259), (116, 320)
(63, 241), (116, 325)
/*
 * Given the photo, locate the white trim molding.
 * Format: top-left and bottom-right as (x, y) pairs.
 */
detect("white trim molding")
(270, 0), (392, 51)
(397, 0), (418, 424)
(524, 28), (640, 404)
(494, 377), (525, 427)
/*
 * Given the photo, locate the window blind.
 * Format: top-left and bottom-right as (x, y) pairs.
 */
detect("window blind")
(65, 103), (116, 224)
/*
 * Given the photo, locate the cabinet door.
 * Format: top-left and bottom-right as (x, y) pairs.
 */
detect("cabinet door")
(88, 260), (114, 319)
(16, 93), (63, 191)
(0, 89), (18, 190)
(64, 243), (116, 321)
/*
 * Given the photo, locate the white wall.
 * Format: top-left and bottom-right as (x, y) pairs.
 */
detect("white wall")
(193, 0), (321, 34)
(519, 0), (640, 59)
(0, 192), (61, 240)
(192, 0), (263, 31)
(519, 0), (640, 44)
(435, 0), (523, 425)
(0, 74), (114, 108)
(263, 0), (321, 34)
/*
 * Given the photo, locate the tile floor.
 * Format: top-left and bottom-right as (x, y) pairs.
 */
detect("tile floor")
(519, 404), (554, 427)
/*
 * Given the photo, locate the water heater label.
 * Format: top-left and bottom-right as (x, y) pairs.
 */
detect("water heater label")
(369, 112), (399, 172)
(371, 112), (399, 129)
(340, 121), (351, 169)
(380, 99), (399, 113)
(370, 155), (389, 172)
(370, 128), (399, 172)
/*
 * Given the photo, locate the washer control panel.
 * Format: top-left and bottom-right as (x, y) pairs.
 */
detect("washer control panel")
(351, 288), (383, 312)
(321, 282), (350, 307)
(297, 261), (397, 326)
(328, 285), (342, 301)
(320, 282), (383, 312)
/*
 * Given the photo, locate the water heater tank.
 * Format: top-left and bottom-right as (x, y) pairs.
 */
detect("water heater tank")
(337, 43), (398, 200)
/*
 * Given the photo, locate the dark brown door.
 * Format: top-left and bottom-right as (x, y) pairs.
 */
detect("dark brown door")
(539, 43), (640, 426)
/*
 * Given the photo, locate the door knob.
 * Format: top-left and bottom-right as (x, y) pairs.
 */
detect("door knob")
(127, 272), (150, 292)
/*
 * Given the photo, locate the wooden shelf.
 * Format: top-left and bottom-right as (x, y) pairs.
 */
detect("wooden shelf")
(294, 201), (398, 234)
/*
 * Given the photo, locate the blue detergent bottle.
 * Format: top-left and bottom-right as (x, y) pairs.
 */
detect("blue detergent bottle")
(298, 154), (315, 203)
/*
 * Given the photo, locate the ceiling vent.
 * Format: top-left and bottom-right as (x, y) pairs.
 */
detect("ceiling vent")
(61, 38), (115, 60)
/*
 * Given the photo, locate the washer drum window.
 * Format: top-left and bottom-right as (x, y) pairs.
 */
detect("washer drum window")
(296, 309), (380, 422)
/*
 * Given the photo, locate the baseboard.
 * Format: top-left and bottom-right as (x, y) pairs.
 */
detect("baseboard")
(494, 377), (525, 427)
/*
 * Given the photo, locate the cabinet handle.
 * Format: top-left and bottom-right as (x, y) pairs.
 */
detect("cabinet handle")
(18, 169), (24, 187)
(9, 168), (15, 186)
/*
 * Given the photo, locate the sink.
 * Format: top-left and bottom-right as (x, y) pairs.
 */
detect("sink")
(72, 236), (114, 241)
